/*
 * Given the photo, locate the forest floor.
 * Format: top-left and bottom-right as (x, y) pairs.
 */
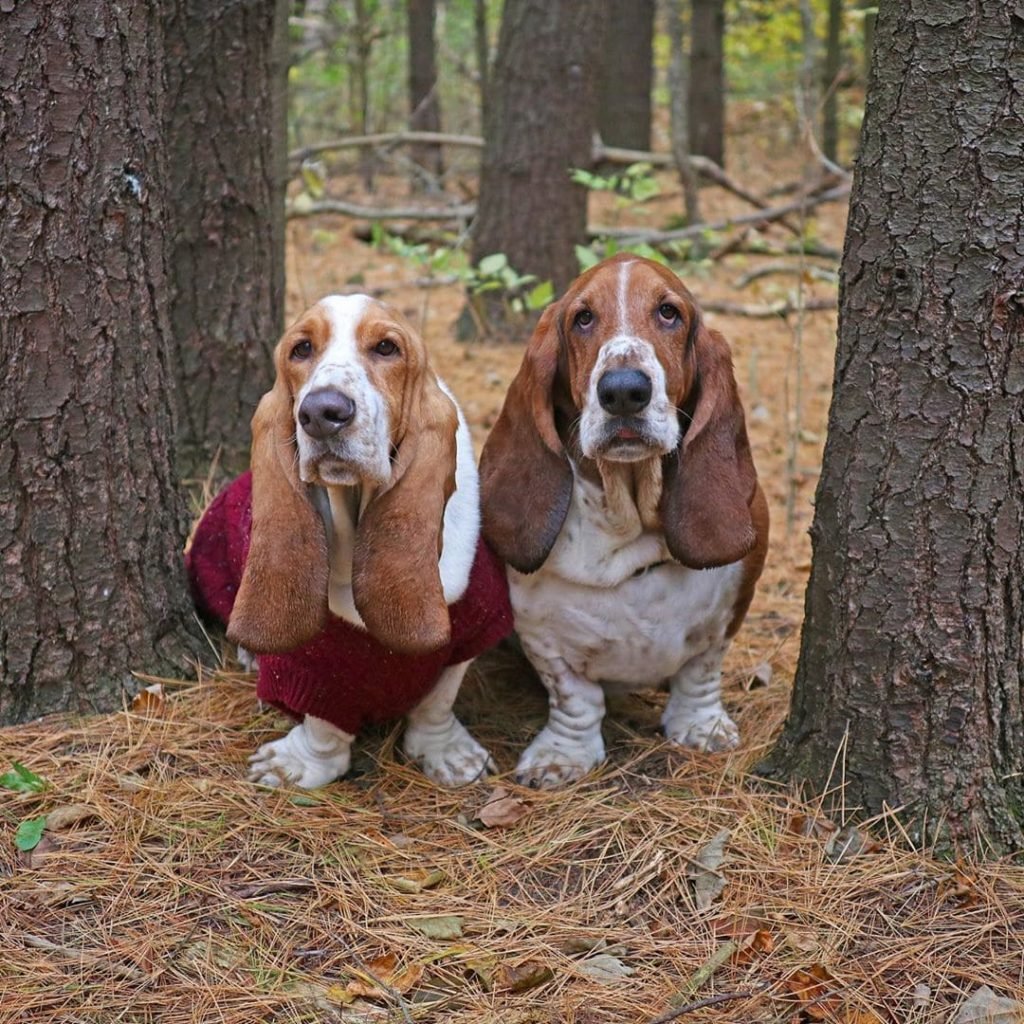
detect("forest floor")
(2, 133), (1023, 1024)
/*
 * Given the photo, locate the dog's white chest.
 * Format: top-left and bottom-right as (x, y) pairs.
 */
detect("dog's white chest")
(509, 476), (742, 686)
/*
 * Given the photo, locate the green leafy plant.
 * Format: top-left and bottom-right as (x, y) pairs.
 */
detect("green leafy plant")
(570, 162), (661, 204)
(0, 762), (48, 794)
(14, 816), (47, 852)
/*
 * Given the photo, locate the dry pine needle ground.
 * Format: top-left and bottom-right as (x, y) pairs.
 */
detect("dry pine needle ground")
(3, 139), (1023, 1023)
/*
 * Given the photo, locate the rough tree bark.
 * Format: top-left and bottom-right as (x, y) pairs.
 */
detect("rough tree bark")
(597, 0), (654, 152)
(164, 0), (288, 475)
(760, 0), (1024, 854)
(473, 0), (602, 328)
(0, 1), (203, 724)
(407, 0), (444, 185)
(688, 0), (725, 167)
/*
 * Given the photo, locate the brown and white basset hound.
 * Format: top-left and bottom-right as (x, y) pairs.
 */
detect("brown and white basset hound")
(479, 255), (768, 787)
(188, 295), (511, 789)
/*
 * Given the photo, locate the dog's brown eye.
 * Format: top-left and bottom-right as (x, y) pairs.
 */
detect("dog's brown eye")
(374, 338), (399, 357)
(574, 309), (594, 329)
(657, 303), (680, 325)
(290, 339), (313, 360)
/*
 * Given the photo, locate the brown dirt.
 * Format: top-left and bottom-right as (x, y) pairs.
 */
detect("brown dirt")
(3, 139), (1021, 1024)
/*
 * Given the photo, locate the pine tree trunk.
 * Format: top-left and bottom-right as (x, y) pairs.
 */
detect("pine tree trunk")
(164, 0), (288, 476)
(597, 0), (654, 152)
(472, 0), (601, 330)
(760, 0), (1024, 854)
(688, 0), (725, 167)
(0, 0), (204, 724)
(407, 0), (444, 185)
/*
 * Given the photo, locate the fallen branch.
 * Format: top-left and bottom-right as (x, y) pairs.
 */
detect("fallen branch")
(593, 140), (797, 231)
(734, 261), (838, 288)
(291, 132), (789, 226)
(601, 183), (851, 245)
(290, 130), (483, 165)
(287, 197), (475, 221)
(701, 296), (837, 318)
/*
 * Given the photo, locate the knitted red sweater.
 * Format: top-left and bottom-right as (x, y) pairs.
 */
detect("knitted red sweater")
(186, 472), (513, 735)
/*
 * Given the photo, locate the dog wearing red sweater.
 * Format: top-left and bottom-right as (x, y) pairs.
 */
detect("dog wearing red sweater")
(187, 296), (512, 789)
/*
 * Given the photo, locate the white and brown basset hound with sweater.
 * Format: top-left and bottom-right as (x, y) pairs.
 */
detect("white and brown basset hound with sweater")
(479, 255), (768, 787)
(188, 296), (512, 789)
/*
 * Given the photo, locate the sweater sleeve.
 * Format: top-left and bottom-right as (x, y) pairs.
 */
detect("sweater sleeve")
(446, 539), (514, 667)
(185, 473), (253, 627)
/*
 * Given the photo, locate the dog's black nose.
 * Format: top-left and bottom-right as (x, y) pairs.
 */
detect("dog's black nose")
(597, 369), (653, 416)
(297, 388), (356, 439)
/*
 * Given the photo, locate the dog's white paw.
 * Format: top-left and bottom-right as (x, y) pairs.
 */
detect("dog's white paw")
(663, 707), (740, 753)
(514, 727), (606, 789)
(404, 720), (495, 788)
(247, 720), (352, 789)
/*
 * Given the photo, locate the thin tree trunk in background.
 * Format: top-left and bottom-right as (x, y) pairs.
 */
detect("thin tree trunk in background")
(165, 0), (288, 476)
(668, 0), (701, 225)
(475, 0), (490, 129)
(407, 0), (444, 185)
(473, 0), (602, 331)
(861, 0), (876, 83)
(688, 0), (725, 166)
(352, 0), (375, 190)
(760, 0), (1024, 854)
(822, 0), (843, 162)
(798, 0), (818, 148)
(598, 0), (654, 152)
(0, 0), (202, 724)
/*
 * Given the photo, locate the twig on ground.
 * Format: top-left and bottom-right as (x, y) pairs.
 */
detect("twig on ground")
(648, 986), (758, 1024)
(22, 932), (150, 984)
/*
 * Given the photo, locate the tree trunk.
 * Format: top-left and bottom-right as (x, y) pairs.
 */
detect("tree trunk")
(597, 0), (654, 152)
(475, 0), (490, 129)
(668, 0), (701, 225)
(0, 0), (203, 724)
(473, 0), (602, 329)
(164, 0), (288, 476)
(407, 0), (444, 185)
(822, 0), (843, 162)
(688, 0), (725, 167)
(760, 0), (1024, 854)
(860, 0), (876, 84)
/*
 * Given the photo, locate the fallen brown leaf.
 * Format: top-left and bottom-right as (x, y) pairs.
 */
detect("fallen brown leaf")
(345, 952), (424, 1000)
(131, 684), (165, 713)
(45, 803), (98, 831)
(476, 787), (531, 829)
(952, 984), (1024, 1023)
(784, 964), (842, 1021)
(687, 829), (730, 910)
(388, 867), (445, 893)
(495, 960), (554, 993)
(939, 861), (981, 908)
(824, 825), (882, 863)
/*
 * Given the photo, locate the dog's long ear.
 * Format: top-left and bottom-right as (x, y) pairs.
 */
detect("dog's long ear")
(352, 371), (458, 655)
(479, 304), (573, 573)
(227, 379), (329, 652)
(661, 321), (757, 569)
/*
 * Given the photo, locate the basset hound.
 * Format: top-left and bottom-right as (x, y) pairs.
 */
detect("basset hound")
(187, 296), (512, 789)
(480, 255), (768, 787)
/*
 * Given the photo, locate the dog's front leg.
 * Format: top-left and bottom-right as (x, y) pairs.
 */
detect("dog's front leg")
(515, 657), (606, 788)
(403, 662), (495, 787)
(662, 639), (739, 752)
(248, 715), (354, 789)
